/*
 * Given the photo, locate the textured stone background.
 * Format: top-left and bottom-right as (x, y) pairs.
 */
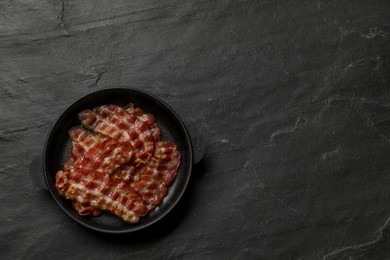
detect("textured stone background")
(1, 0), (390, 259)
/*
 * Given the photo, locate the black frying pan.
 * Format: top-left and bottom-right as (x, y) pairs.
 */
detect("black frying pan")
(30, 88), (203, 234)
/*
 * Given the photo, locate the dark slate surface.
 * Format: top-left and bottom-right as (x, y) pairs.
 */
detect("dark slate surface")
(1, 0), (390, 259)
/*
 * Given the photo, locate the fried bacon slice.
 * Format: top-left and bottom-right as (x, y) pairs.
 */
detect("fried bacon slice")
(79, 139), (134, 175)
(111, 163), (136, 183)
(56, 168), (148, 223)
(67, 127), (134, 174)
(71, 201), (101, 216)
(130, 141), (181, 210)
(78, 105), (155, 167)
(66, 127), (135, 216)
(126, 104), (161, 142)
(68, 127), (107, 168)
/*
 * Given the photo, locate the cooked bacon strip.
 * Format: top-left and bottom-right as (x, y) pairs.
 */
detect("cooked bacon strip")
(66, 128), (103, 215)
(130, 141), (181, 211)
(126, 104), (161, 142)
(66, 127), (134, 215)
(68, 127), (108, 167)
(71, 201), (102, 216)
(79, 105), (155, 167)
(79, 139), (134, 175)
(67, 127), (134, 175)
(111, 163), (136, 183)
(56, 168), (148, 223)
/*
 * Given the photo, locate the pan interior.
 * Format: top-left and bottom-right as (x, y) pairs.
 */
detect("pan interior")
(44, 88), (193, 233)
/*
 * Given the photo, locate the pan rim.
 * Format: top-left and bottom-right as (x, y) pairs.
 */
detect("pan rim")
(43, 87), (194, 234)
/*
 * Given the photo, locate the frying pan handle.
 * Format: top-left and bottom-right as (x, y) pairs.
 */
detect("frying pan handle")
(29, 153), (48, 190)
(187, 126), (205, 165)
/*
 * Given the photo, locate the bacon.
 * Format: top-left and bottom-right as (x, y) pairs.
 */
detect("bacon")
(68, 127), (134, 174)
(111, 163), (136, 183)
(56, 168), (148, 223)
(79, 105), (155, 167)
(79, 139), (134, 175)
(68, 127), (108, 167)
(66, 127), (134, 215)
(126, 104), (161, 142)
(77, 110), (96, 130)
(71, 201), (101, 216)
(56, 104), (181, 223)
(130, 141), (181, 210)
